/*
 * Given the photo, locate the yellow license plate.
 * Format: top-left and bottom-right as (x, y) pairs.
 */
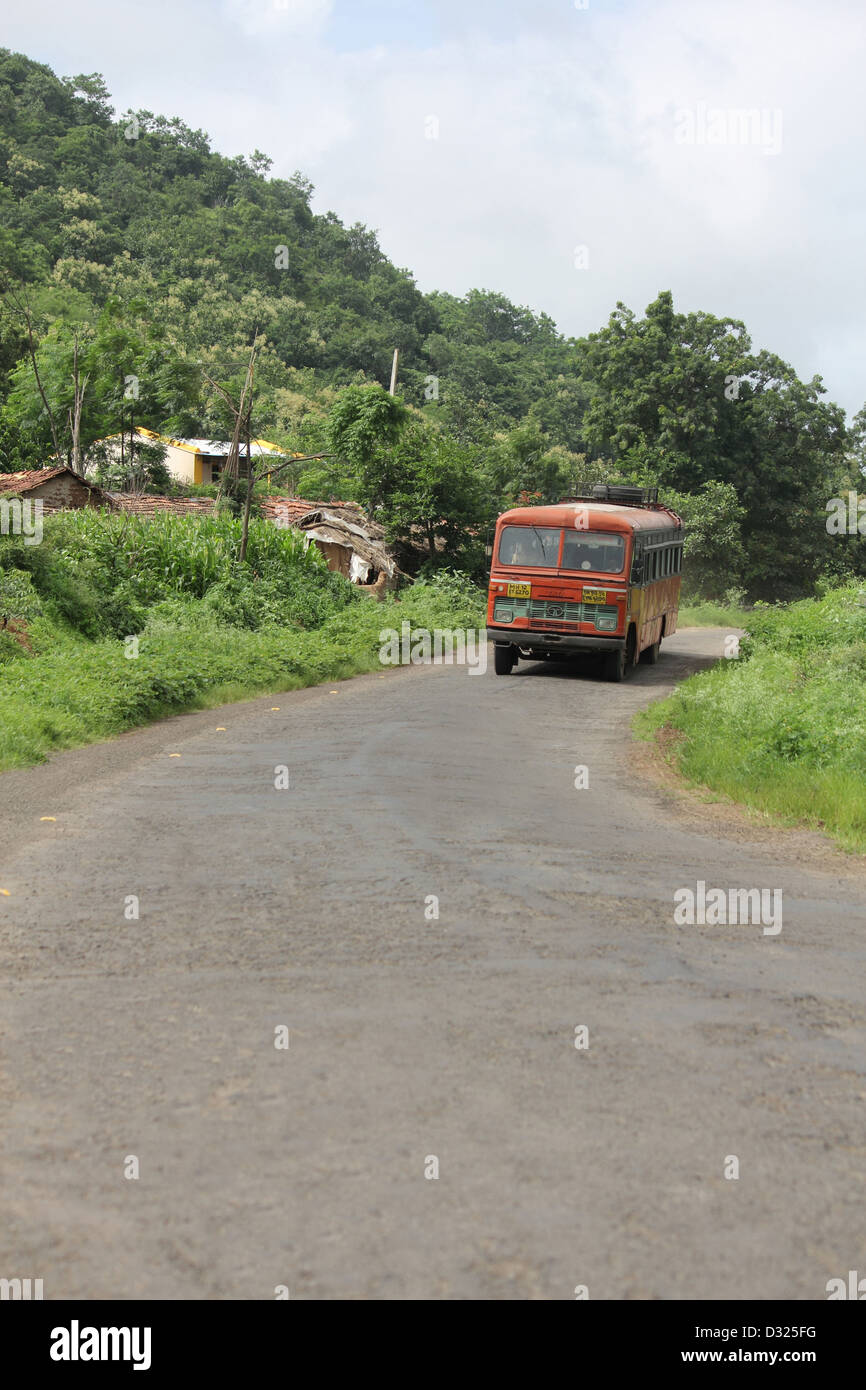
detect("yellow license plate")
(582, 588), (606, 603)
(506, 582), (531, 598)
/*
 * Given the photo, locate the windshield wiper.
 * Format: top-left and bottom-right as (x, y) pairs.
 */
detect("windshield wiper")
(529, 524), (554, 565)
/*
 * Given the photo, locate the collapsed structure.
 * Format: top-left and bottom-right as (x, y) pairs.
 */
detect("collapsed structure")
(257, 496), (399, 594)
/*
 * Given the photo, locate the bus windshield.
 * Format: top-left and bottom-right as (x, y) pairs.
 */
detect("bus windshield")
(498, 525), (560, 567)
(561, 531), (625, 574)
(497, 525), (626, 573)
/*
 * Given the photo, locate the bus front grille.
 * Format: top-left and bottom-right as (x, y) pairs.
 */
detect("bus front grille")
(528, 600), (617, 624)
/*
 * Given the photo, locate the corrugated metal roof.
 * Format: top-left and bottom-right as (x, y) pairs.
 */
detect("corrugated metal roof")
(98, 427), (290, 457)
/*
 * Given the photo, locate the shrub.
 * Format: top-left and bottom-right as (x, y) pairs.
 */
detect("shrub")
(636, 583), (866, 850)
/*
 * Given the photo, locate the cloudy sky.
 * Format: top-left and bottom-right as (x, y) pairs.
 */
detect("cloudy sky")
(4, 0), (865, 415)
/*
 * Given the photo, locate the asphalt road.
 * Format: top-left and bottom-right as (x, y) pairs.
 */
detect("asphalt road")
(1, 628), (865, 1300)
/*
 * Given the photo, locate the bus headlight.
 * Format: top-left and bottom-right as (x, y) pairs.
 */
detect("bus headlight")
(493, 606), (514, 623)
(595, 614), (617, 631)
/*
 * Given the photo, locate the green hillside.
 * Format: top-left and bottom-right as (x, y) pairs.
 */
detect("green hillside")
(1, 48), (864, 598)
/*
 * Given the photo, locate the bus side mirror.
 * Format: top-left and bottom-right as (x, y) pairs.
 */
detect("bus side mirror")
(631, 557), (644, 584)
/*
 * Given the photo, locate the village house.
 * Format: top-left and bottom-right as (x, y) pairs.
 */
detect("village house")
(99, 427), (289, 486)
(0, 466), (112, 511)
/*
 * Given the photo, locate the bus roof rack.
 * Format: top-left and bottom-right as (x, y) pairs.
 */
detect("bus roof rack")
(560, 485), (660, 508)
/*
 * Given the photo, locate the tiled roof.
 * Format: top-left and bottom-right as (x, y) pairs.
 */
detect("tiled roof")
(0, 466), (75, 492)
(0, 468), (114, 510)
(107, 493), (357, 520)
(106, 493), (375, 534)
(258, 495), (362, 525)
(108, 494), (217, 516)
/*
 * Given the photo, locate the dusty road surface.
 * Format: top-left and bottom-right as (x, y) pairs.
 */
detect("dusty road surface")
(1, 627), (865, 1300)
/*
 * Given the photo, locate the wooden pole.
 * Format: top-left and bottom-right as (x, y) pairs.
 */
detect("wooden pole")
(239, 393), (255, 564)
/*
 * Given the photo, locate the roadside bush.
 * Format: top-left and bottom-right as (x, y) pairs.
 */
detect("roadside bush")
(0, 509), (360, 636)
(396, 568), (485, 631)
(0, 511), (487, 770)
(636, 583), (866, 850)
(0, 566), (42, 622)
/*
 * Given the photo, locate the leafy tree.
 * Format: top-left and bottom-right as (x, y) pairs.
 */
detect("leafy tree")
(578, 292), (851, 597)
(0, 414), (43, 471)
(326, 384), (408, 508)
(383, 420), (489, 569)
(663, 481), (746, 599)
(483, 421), (573, 507)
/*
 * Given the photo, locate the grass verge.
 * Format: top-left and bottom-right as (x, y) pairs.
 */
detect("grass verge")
(678, 600), (751, 628)
(0, 525), (485, 770)
(635, 585), (866, 853)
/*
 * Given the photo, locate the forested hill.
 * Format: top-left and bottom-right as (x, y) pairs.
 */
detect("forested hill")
(0, 48), (863, 598)
(0, 48), (573, 438)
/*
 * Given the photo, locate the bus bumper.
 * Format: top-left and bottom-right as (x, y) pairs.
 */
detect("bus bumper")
(487, 626), (626, 653)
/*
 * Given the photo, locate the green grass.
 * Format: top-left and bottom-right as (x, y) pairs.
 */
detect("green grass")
(678, 600), (751, 628)
(0, 511), (485, 770)
(636, 585), (866, 852)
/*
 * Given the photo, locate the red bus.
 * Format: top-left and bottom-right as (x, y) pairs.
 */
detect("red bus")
(487, 485), (684, 680)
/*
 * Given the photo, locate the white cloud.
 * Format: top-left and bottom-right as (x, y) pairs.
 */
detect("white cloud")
(3, 0), (865, 413)
(220, 0), (334, 40)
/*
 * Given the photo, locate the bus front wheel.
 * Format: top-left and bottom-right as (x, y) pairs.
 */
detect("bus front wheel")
(604, 630), (635, 683)
(494, 645), (516, 675)
(604, 646), (626, 682)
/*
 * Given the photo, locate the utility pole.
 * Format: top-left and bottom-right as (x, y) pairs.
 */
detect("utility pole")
(204, 340), (258, 561)
(239, 351), (255, 563)
(389, 348), (399, 396)
(202, 340), (331, 564)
